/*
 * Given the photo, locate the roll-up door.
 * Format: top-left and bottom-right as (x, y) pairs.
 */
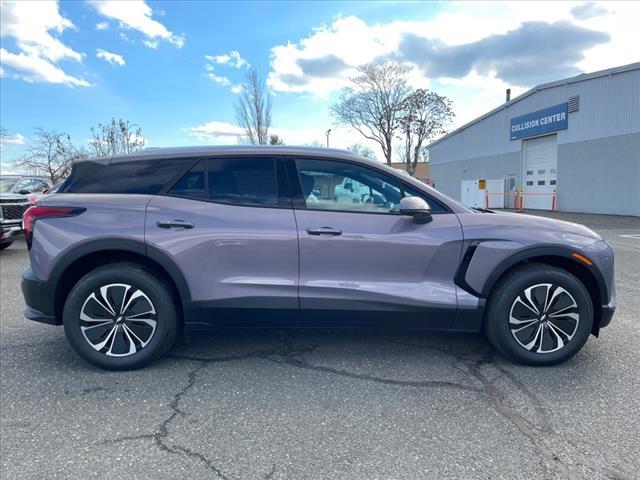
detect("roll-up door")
(523, 134), (557, 210)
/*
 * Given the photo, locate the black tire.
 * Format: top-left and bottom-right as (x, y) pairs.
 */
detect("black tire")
(0, 241), (14, 250)
(484, 263), (593, 366)
(63, 263), (178, 370)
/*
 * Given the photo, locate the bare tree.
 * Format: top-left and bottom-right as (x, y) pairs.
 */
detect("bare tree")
(397, 89), (454, 174)
(235, 68), (272, 145)
(331, 61), (411, 164)
(269, 134), (284, 145)
(89, 118), (145, 156)
(14, 128), (86, 182)
(347, 143), (377, 160)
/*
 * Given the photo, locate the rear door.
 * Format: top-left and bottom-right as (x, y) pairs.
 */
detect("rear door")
(289, 157), (463, 328)
(145, 157), (299, 322)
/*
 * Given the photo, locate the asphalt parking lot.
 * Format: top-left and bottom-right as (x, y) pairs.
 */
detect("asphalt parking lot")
(1, 211), (639, 480)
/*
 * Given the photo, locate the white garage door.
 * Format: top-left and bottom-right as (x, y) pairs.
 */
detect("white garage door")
(524, 134), (557, 210)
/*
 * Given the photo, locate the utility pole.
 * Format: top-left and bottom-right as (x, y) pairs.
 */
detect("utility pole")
(325, 129), (331, 148)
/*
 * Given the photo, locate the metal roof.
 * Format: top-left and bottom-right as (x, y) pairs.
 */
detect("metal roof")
(87, 145), (363, 165)
(427, 62), (640, 148)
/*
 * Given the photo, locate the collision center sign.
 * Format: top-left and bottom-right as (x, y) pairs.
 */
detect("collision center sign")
(510, 103), (568, 140)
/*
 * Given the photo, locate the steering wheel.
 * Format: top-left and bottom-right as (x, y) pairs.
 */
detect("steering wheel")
(361, 193), (385, 205)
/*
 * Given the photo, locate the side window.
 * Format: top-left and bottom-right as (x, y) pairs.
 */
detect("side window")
(31, 180), (48, 192)
(15, 179), (35, 192)
(207, 157), (278, 206)
(168, 160), (205, 198)
(63, 159), (190, 194)
(295, 158), (402, 214)
(401, 184), (449, 214)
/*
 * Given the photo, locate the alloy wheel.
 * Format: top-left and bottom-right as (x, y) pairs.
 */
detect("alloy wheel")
(79, 283), (157, 357)
(509, 283), (580, 354)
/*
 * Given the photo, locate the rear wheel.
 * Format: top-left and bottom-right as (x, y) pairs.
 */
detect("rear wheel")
(63, 263), (178, 370)
(484, 263), (593, 366)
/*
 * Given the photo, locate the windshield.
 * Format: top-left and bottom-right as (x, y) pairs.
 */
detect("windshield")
(0, 178), (19, 193)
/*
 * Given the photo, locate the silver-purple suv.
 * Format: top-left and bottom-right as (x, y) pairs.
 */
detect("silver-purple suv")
(21, 146), (616, 370)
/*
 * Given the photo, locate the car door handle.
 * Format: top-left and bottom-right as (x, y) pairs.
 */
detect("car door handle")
(306, 227), (342, 236)
(157, 220), (194, 229)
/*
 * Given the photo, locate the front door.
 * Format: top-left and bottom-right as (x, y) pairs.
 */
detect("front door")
(290, 157), (463, 327)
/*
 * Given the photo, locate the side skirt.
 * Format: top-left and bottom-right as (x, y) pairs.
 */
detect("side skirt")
(183, 303), (481, 332)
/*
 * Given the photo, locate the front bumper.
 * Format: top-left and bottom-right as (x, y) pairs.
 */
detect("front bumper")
(0, 224), (23, 243)
(21, 268), (60, 325)
(598, 278), (616, 329)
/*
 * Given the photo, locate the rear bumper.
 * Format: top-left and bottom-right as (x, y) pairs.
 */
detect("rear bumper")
(21, 268), (60, 325)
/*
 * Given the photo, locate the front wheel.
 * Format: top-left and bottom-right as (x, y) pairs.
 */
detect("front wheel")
(484, 263), (593, 366)
(0, 241), (14, 250)
(63, 263), (178, 370)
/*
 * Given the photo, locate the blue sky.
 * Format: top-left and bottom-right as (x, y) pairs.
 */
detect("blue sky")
(1, 1), (638, 170)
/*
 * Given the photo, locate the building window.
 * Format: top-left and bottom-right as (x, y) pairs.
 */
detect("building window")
(538, 180), (546, 186)
(526, 170), (534, 175)
(526, 181), (534, 186)
(538, 169), (545, 174)
(550, 180), (557, 186)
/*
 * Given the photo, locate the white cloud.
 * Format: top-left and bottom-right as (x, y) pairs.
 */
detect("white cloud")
(203, 52), (248, 92)
(0, 1), (90, 86)
(142, 39), (159, 49)
(188, 121), (244, 145)
(267, 2), (640, 106)
(207, 72), (231, 86)
(89, 0), (185, 48)
(96, 21), (109, 30)
(0, 131), (25, 155)
(96, 48), (125, 66)
(0, 132), (25, 146)
(1, 48), (91, 87)
(205, 50), (249, 69)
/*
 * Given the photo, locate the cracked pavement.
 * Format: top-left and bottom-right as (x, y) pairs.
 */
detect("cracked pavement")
(1, 212), (639, 479)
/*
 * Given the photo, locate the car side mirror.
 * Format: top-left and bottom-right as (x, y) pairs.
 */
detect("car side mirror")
(399, 196), (432, 224)
(18, 189), (32, 195)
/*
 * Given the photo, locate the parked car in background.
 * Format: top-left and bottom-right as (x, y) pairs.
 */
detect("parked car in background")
(21, 146), (615, 370)
(0, 175), (53, 250)
(333, 175), (390, 206)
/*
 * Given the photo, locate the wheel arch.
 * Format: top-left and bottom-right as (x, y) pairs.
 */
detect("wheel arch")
(478, 246), (606, 334)
(50, 239), (190, 324)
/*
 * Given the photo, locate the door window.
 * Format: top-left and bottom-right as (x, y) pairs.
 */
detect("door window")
(168, 160), (206, 198)
(295, 159), (403, 214)
(15, 179), (37, 192)
(207, 157), (278, 206)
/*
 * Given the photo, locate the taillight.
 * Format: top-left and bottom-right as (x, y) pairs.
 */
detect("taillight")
(23, 206), (86, 248)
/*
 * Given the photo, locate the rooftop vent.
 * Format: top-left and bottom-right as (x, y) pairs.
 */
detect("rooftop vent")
(568, 95), (580, 112)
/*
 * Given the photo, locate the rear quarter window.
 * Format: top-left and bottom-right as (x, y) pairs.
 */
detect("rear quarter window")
(60, 159), (191, 194)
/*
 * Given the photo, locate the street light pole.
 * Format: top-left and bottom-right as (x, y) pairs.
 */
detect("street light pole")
(325, 129), (331, 148)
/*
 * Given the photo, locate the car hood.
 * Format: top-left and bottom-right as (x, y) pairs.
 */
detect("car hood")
(0, 193), (28, 201)
(457, 210), (602, 248)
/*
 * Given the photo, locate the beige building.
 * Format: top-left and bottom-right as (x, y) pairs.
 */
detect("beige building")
(389, 162), (430, 182)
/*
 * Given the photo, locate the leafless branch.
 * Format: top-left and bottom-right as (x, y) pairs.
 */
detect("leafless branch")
(235, 68), (272, 145)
